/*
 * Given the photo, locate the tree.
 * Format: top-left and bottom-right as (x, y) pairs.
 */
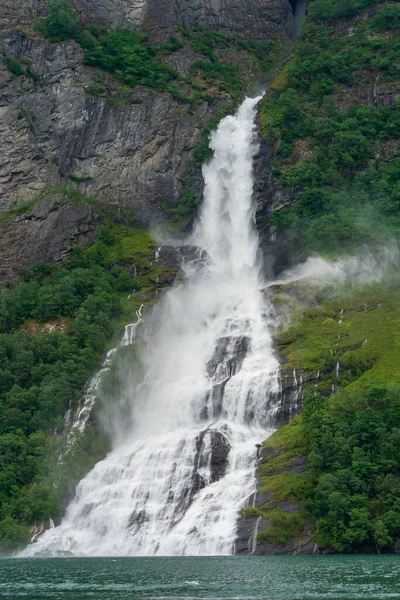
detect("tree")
(40, 2), (81, 41)
(373, 520), (392, 553)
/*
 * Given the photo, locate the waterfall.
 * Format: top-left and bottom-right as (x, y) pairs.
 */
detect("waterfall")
(60, 306), (144, 457)
(22, 96), (281, 557)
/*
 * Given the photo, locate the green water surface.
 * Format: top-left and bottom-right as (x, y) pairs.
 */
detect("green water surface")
(0, 556), (399, 599)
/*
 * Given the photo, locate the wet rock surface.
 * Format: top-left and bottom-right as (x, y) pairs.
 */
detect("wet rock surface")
(206, 336), (251, 380)
(205, 336), (251, 419)
(210, 431), (230, 483)
(179, 245), (211, 275)
(189, 428), (230, 501)
(252, 533), (316, 555)
(235, 446), (315, 555)
(253, 134), (299, 278)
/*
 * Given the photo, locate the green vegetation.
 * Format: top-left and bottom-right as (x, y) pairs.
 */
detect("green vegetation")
(162, 187), (197, 220)
(191, 57), (242, 98)
(0, 257), (122, 550)
(0, 187), (94, 227)
(85, 79), (106, 97)
(241, 506), (261, 518)
(3, 53), (40, 82)
(303, 386), (400, 552)
(80, 27), (187, 100)
(4, 55), (24, 76)
(182, 26), (279, 100)
(260, 470), (309, 504)
(68, 174), (93, 183)
(264, 413), (307, 453)
(0, 197), (171, 550)
(308, 0), (387, 21)
(255, 383), (400, 552)
(4, 199), (39, 218)
(256, 276), (400, 553)
(183, 27), (244, 99)
(242, 417), (312, 548)
(38, 3), (279, 107)
(277, 280), (400, 392)
(37, 0), (81, 41)
(257, 508), (307, 545)
(260, 0), (400, 256)
(17, 107), (36, 124)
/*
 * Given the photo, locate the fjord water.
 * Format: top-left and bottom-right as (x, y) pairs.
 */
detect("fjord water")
(3, 556), (400, 599)
(24, 96), (280, 557)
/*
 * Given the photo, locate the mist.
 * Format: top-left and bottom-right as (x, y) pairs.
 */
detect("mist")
(271, 243), (400, 288)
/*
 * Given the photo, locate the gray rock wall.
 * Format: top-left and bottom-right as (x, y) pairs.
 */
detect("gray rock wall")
(143, 0), (293, 41)
(73, 0), (293, 41)
(0, 195), (97, 286)
(0, 32), (210, 219)
(0, 0), (294, 219)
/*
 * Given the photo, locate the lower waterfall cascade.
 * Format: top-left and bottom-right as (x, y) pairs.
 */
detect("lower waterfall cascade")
(23, 96), (283, 557)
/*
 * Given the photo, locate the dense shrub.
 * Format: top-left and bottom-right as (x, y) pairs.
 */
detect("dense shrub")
(372, 4), (400, 30)
(39, 4), (277, 105)
(0, 237), (139, 551)
(308, 0), (377, 22)
(38, 1), (81, 41)
(80, 27), (180, 92)
(304, 387), (400, 552)
(191, 58), (243, 98)
(4, 56), (24, 76)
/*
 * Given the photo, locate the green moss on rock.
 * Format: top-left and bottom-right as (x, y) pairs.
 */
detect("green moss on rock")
(257, 508), (309, 546)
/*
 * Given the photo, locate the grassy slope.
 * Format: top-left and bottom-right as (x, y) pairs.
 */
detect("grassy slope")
(252, 278), (400, 551)
(278, 280), (400, 391)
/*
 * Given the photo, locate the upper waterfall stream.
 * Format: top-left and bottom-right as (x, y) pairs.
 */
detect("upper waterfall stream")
(24, 96), (281, 557)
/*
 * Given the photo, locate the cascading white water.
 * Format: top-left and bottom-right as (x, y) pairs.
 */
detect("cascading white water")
(23, 96), (280, 557)
(59, 305), (144, 456)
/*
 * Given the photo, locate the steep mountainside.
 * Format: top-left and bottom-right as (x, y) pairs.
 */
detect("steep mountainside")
(1, 0), (399, 555)
(0, 0), (296, 552)
(238, 0), (400, 554)
(256, 0), (400, 268)
(0, 0), (293, 284)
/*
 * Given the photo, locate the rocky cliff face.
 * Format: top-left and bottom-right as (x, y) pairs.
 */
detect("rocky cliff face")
(0, 32), (208, 217)
(0, 0), (295, 284)
(0, 1), (294, 213)
(75, 0), (293, 41)
(1, 0), (293, 36)
(0, 195), (97, 285)
(253, 134), (296, 277)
